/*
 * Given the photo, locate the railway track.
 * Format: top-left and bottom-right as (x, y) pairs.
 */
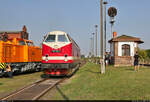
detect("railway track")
(0, 78), (66, 100)
(0, 61), (86, 100)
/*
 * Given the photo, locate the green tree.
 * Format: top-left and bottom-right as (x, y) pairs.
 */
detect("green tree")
(138, 48), (147, 63)
(81, 55), (85, 59)
(145, 49), (150, 63)
(146, 49), (150, 59)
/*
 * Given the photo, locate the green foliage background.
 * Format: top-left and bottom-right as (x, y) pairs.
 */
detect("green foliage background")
(138, 48), (150, 63)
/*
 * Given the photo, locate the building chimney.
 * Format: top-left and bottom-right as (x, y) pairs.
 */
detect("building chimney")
(22, 25), (27, 32)
(113, 32), (117, 38)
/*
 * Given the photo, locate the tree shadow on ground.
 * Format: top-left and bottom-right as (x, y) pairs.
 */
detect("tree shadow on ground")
(56, 85), (69, 100)
(12, 71), (42, 77)
(84, 69), (100, 74)
(0, 83), (3, 85)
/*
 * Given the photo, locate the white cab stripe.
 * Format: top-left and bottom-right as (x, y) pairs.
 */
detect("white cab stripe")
(42, 56), (73, 60)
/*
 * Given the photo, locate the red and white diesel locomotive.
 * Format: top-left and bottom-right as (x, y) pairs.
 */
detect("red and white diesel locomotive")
(42, 31), (81, 76)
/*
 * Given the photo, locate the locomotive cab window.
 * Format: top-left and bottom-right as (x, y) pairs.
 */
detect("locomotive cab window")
(19, 41), (25, 45)
(45, 35), (56, 42)
(58, 35), (68, 42)
(27, 42), (34, 46)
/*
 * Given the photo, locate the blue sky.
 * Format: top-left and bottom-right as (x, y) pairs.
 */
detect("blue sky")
(0, 0), (149, 56)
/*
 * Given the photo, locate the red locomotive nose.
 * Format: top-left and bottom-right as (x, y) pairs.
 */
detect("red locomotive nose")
(42, 31), (81, 77)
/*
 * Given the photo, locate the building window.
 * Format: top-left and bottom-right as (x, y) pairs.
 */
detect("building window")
(122, 44), (130, 56)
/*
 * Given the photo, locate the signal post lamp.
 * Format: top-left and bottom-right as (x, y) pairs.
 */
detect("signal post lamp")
(108, 7), (117, 38)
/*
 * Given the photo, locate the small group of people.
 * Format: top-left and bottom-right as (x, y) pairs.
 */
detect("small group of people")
(0, 63), (13, 78)
(104, 51), (140, 71)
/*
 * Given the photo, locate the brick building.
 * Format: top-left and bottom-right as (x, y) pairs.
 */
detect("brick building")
(0, 25), (29, 40)
(108, 33), (144, 66)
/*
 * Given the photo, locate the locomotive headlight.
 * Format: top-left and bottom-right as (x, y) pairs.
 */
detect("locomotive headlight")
(64, 58), (68, 62)
(45, 57), (48, 62)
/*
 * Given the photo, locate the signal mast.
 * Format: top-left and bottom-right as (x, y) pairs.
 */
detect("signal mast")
(108, 7), (117, 37)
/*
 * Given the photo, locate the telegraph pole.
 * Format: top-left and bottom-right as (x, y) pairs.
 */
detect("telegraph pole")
(89, 37), (92, 57)
(103, 1), (108, 54)
(90, 37), (93, 57)
(100, 0), (105, 74)
(95, 25), (98, 64)
(100, 0), (103, 60)
(92, 33), (95, 57)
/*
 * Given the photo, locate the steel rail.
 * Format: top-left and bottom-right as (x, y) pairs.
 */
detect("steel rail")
(0, 78), (48, 100)
(33, 78), (66, 100)
(0, 61), (86, 100)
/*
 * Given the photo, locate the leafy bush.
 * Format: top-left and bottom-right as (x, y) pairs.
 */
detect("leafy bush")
(138, 48), (150, 63)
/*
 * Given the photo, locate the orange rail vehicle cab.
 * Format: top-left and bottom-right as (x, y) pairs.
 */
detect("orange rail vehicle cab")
(0, 38), (42, 74)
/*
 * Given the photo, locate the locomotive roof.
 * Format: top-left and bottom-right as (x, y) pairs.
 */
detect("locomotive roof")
(46, 30), (80, 50)
(48, 31), (67, 35)
(8, 38), (32, 42)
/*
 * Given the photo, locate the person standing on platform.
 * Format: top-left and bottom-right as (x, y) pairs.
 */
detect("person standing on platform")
(105, 52), (109, 66)
(6, 63), (13, 78)
(134, 52), (139, 71)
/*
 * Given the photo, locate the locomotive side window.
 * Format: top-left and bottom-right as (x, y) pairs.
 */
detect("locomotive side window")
(67, 34), (72, 42)
(58, 35), (68, 42)
(19, 41), (25, 45)
(45, 35), (56, 42)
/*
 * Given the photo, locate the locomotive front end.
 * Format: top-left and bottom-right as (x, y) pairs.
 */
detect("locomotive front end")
(42, 31), (74, 76)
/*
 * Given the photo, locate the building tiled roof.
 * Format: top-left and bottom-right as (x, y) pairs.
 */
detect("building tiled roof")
(0, 31), (22, 34)
(108, 35), (144, 43)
